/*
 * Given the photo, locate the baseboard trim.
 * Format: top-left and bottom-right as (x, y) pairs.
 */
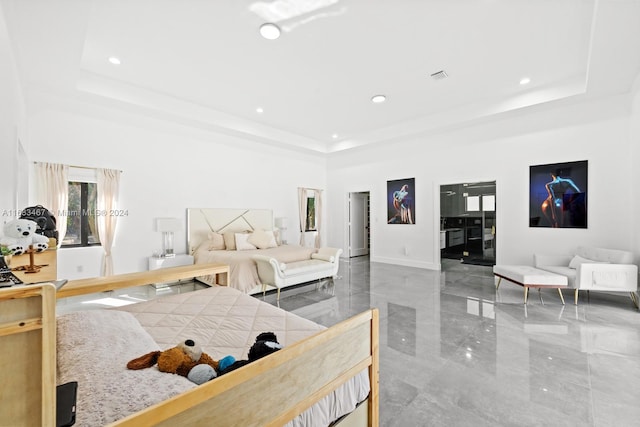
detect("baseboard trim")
(370, 256), (440, 270)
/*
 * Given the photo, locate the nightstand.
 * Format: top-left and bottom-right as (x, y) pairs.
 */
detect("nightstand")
(148, 254), (194, 287)
(148, 254), (194, 270)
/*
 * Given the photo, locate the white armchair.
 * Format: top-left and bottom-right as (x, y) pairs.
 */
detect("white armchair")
(534, 246), (638, 307)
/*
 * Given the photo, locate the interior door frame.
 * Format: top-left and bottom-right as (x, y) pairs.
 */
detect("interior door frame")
(435, 179), (497, 269)
(345, 190), (371, 260)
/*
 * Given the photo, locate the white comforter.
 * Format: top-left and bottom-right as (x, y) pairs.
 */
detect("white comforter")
(194, 244), (316, 293)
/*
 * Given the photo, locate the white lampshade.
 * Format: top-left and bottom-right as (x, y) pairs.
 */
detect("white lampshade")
(275, 217), (288, 229)
(156, 218), (181, 232)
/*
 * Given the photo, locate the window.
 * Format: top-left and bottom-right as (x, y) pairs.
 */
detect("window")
(305, 197), (316, 231)
(466, 195), (480, 212)
(482, 195), (496, 211)
(62, 181), (101, 247)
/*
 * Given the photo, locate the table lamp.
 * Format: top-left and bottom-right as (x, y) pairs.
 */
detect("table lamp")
(156, 218), (181, 257)
(275, 217), (288, 245)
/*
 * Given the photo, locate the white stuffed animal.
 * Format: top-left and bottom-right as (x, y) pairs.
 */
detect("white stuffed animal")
(0, 219), (49, 255)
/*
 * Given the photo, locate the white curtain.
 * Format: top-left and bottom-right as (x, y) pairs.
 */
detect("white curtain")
(96, 168), (121, 276)
(297, 187), (308, 246)
(34, 162), (69, 247)
(313, 189), (323, 248)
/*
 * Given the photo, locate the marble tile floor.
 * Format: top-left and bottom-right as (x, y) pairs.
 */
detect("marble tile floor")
(55, 258), (640, 426)
(267, 257), (640, 427)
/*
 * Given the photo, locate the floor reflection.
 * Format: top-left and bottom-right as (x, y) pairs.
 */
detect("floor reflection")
(275, 257), (640, 427)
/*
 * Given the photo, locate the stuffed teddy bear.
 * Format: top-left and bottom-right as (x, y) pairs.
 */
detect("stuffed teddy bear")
(219, 332), (283, 376)
(0, 218), (49, 256)
(127, 339), (236, 385)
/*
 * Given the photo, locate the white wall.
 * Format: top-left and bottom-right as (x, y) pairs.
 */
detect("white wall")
(631, 74), (640, 261)
(0, 6), (25, 220)
(27, 97), (326, 279)
(327, 95), (636, 269)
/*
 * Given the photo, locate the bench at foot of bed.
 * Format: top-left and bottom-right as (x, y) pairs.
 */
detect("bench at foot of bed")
(253, 247), (343, 300)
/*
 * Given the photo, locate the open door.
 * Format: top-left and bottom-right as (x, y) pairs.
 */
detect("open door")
(440, 181), (496, 266)
(349, 192), (370, 257)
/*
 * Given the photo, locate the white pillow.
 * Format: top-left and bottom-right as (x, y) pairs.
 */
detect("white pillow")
(235, 233), (257, 251)
(569, 255), (609, 269)
(248, 229), (277, 249)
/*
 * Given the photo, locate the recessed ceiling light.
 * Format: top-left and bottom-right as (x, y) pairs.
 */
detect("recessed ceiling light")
(259, 23), (281, 40)
(332, 134), (339, 139)
(520, 77), (531, 85)
(256, 107), (264, 114)
(108, 56), (121, 65)
(371, 95), (386, 104)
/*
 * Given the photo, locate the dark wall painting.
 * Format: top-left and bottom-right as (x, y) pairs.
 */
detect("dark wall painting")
(530, 160), (588, 228)
(387, 178), (415, 224)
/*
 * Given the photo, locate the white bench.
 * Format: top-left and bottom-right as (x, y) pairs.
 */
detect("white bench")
(253, 247), (343, 300)
(493, 265), (568, 305)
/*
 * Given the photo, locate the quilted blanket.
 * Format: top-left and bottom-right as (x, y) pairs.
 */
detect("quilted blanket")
(118, 286), (370, 427)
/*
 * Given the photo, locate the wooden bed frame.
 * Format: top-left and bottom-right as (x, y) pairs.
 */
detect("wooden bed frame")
(0, 263), (379, 427)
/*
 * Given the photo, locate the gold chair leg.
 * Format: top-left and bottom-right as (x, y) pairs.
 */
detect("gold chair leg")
(496, 277), (502, 290)
(574, 289), (579, 305)
(557, 288), (565, 305)
(524, 287), (529, 304)
(630, 292), (639, 309)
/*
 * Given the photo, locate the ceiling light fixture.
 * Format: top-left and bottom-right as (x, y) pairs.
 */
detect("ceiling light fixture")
(259, 23), (281, 40)
(108, 56), (121, 65)
(256, 107), (264, 113)
(332, 134), (338, 139)
(520, 77), (531, 85)
(371, 95), (386, 104)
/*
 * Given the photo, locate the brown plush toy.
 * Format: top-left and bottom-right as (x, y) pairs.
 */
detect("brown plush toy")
(127, 339), (219, 378)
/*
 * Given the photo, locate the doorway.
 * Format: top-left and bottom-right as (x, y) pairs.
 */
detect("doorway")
(440, 181), (496, 266)
(348, 192), (370, 258)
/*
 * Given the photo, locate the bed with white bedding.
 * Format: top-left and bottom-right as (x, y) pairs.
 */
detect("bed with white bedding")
(194, 244), (317, 292)
(56, 285), (371, 426)
(188, 208), (320, 293)
(118, 285), (370, 425)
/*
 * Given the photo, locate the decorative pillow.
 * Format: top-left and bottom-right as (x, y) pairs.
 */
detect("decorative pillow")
(248, 229), (277, 249)
(235, 233), (257, 251)
(569, 255), (609, 269)
(205, 232), (225, 250)
(223, 231), (237, 250)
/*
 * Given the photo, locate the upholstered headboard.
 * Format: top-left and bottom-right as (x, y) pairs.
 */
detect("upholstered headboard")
(187, 208), (273, 254)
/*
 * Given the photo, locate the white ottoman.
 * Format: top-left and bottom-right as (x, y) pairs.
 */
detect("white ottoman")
(493, 265), (568, 304)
